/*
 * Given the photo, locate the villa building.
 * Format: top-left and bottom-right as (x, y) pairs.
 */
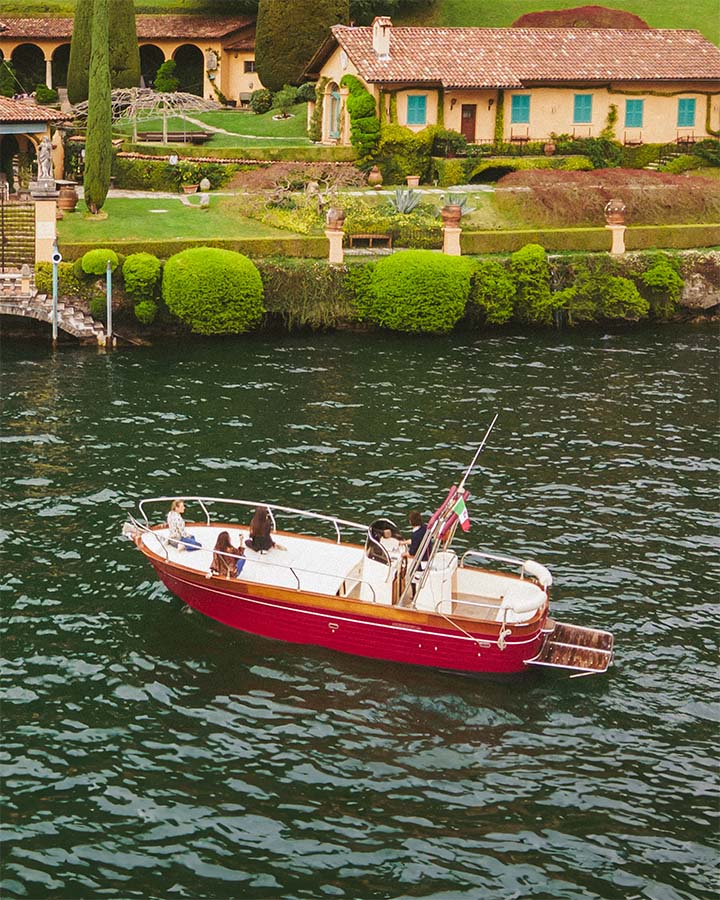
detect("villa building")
(0, 16), (262, 107)
(305, 18), (720, 147)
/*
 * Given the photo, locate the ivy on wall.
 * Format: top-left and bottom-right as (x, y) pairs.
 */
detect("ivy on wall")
(494, 91), (505, 145)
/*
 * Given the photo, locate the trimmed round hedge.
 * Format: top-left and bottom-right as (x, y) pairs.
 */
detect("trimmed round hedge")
(123, 252), (161, 302)
(162, 247), (265, 334)
(365, 250), (472, 334)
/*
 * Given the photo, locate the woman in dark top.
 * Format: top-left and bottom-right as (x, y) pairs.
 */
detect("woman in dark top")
(405, 510), (431, 563)
(245, 506), (276, 552)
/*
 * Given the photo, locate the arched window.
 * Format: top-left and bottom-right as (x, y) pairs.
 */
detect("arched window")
(52, 44), (71, 88)
(11, 44), (45, 94)
(140, 44), (164, 89)
(172, 44), (204, 96)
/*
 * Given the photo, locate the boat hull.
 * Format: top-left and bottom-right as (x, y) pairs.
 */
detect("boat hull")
(154, 562), (545, 675)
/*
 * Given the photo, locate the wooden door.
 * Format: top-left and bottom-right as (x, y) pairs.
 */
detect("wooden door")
(460, 104), (477, 143)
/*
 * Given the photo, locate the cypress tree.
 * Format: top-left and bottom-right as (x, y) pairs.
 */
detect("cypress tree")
(84, 0), (112, 215)
(66, 0), (93, 104)
(256, 0), (349, 92)
(109, 0), (141, 89)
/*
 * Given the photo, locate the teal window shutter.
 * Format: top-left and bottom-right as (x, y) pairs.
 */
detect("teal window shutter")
(407, 95), (427, 125)
(573, 94), (592, 124)
(511, 95), (530, 124)
(677, 98), (696, 128)
(625, 99), (644, 128)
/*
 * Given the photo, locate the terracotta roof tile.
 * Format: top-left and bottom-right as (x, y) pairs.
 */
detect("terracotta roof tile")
(330, 25), (720, 87)
(0, 15), (254, 41)
(0, 96), (67, 122)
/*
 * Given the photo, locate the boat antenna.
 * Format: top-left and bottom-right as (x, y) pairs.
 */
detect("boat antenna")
(457, 413), (499, 494)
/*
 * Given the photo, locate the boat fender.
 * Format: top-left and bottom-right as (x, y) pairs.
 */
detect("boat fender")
(523, 560), (552, 588)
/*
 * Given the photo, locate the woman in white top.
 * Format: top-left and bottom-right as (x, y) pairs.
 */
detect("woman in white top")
(167, 499), (201, 550)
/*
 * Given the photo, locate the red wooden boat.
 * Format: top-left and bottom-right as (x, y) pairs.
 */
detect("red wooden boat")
(124, 483), (614, 678)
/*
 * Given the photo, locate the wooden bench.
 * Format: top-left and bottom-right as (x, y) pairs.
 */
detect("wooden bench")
(509, 126), (530, 144)
(348, 233), (393, 250)
(137, 131), (212, 145)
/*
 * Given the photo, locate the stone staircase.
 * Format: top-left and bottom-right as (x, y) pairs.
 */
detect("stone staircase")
(0, 277), (105, 342)
(644, 144), (683, 171)
(0, 202), (35, 268)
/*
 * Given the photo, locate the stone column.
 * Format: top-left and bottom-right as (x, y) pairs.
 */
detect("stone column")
(606, 224), (626, 255)
(443, 226), (462, 256)
(45, 57), (53, 89)
(31, 182), (59, 263)
(604, 198), (627, 256)
(440, 204), (463, 256)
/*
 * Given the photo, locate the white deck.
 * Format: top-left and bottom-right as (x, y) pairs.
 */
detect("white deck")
(142, 526), (390, 601)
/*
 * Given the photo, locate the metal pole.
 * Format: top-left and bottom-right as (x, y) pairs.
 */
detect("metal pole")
(105, 259), (112, 343)
(457, 413), (499, 494)
(51, 247), (59, 343)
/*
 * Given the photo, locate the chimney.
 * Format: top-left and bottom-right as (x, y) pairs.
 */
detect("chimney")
(372, 16), (392, 60)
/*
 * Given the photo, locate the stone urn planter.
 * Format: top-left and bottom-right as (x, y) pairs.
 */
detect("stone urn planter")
(182, 184), (199, 195)
(57, 182), (79, 212)
(543, 141), (556, 157)
(440, 204), (463, 227)
(604, 198), (626, 225)
(325, 207), (346, 230)
(367, 165), (383, 188)
(406, 174), (421, 188)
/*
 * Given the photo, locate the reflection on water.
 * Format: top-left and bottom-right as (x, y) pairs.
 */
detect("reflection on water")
(2, 328), (718, 899)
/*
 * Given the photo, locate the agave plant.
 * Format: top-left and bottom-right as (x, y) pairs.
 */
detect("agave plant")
(444, 192), (475, 216)
(391, 187), (421, 214)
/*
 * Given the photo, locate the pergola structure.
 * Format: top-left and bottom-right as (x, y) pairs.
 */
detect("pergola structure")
(71, 88), (221, 143)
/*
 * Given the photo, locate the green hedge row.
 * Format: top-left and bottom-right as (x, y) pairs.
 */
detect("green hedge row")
(123, 143), (358, 162)
(58, 236), (329, 261)
(433, 154), (592, 186)
(461, 224), (720, 254)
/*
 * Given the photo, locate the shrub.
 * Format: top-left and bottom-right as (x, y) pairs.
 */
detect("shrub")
(554, 137), (624, 169)
(470, 259), (515, 324)
(134, 300), (158, 325)
(296, 82), (317, 103)
(154, 59), (179, 92)
(661, 154), (701, 175)
(340, 74), (381, 159)
(123, 252), (161, 301)
(89, 295), (106, 320)
(510, 243), (553, 325)
(272, 85), (298, 118)
(430, 127), (468, 158)
(556, 266), (649, 323)
(256, 259), (353, 329)
(35, 84), (59, 104)
(693, 139), (720, 167)
(639, 255), (684, 320)
(364, 250), (472, 333)
(82, 248), (119, 275)
(250, 88), (273, 115)
(372, 124), (435, 185)
(162, 247), (265, 334)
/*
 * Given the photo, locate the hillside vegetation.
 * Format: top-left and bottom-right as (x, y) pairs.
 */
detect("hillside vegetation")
(5, 0), (717, 43)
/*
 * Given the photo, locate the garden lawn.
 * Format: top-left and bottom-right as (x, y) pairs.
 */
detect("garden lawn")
(57, 196), (299, 242)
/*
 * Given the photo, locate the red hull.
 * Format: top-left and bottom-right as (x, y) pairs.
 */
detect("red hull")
(155, 563), (545, 675)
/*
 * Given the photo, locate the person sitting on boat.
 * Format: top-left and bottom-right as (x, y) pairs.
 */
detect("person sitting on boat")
(166, 499), (202, 551)
(245, 506), (285, 553)
(210, 531), (244, 577)
(404, 510), (431, 566)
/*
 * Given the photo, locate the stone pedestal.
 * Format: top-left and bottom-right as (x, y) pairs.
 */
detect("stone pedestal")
(606, 224), (626, 255)
(325, 228), (344, 265)
(443, 226), (462, 256)
(31, 183), (59, 263)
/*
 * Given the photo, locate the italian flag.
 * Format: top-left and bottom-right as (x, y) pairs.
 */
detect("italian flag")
(452, 495), (471, 531)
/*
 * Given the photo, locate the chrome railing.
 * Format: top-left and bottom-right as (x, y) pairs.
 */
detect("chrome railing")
(137, 496), (368, 544)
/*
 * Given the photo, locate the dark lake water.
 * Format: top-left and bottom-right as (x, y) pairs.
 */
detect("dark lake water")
(2, 327), (718, 900)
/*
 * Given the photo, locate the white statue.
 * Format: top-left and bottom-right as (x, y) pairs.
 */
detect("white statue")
(38, 135), (53, 181)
